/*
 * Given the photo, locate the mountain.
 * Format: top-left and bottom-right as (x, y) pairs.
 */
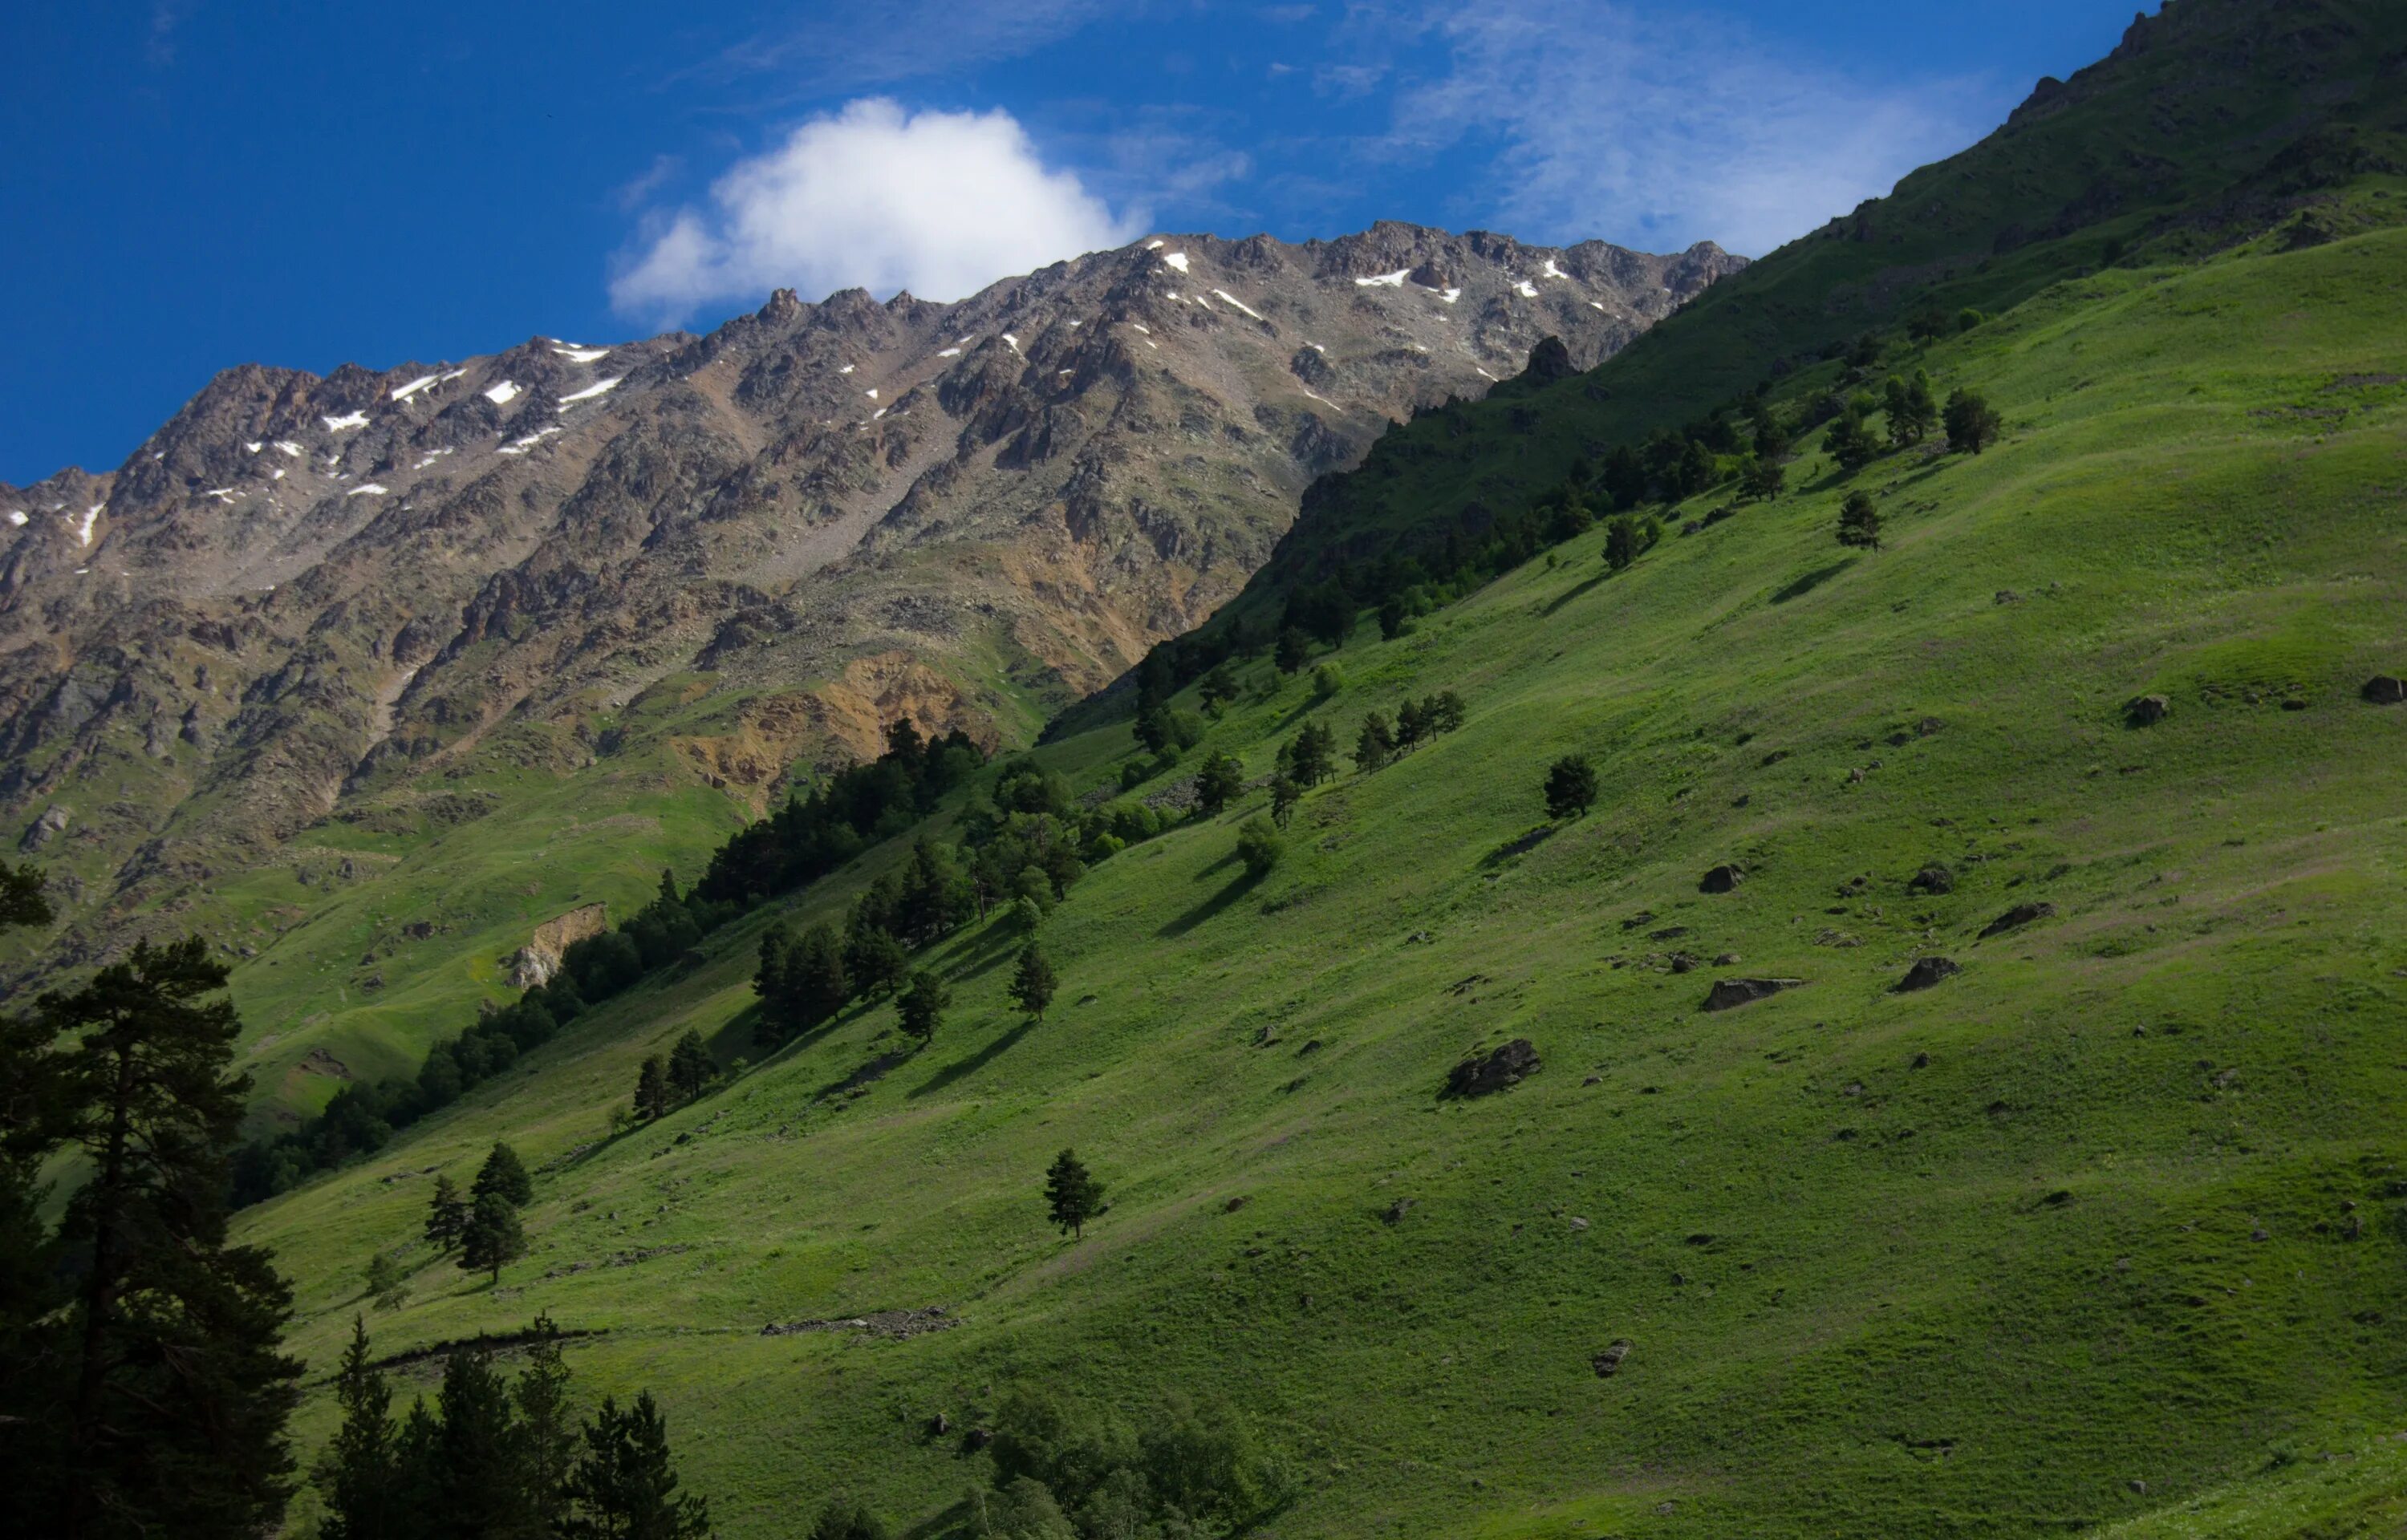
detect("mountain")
(212, 2), (2407, 1537)
(1191, 0), (2407, 637)
(0, 224), (1739, 1112)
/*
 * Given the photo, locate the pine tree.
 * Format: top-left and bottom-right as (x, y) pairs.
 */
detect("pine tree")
(1825, 403), (1879, 472)
(473, 1141), (534, 1208)
(0, 857), (50, 929)
(1273, 626), (1310, 675)
(1544, 755), (1600, 821)
(1195, 750), (1244, 816)
(38, 937), (303, 1538)
(635, 1056), (671, 1122)
(1354, 711), (1395, 773)
(424, 1173), (469, 1251)
(1268, 776), (1300, 830)
(844, 920), (909, 1001)
(1426, 691), (1466, 734)
(667, 1030), (713, 1102)
(513, 1313), (578, 1534)
(1741, 456), (1786, 501)
(459, 1193), (527, 1285)
(319, 1317), (401, 1540)
(432, 1347), (534, 1536)
(789, 923), (850, 1031)
(1287, 723), (1335, 788)
(898, 971), (950, 1045)
(1394, 698), (1427, 749)
(1605, 515), (1639, 571)
(1009, 944), (1057, 1022)
(562, 1392), (712, 1540)
(1196, 661), (1240, 713)
(1838, 491), (1883, 550)
(1944, 387), (2002, 453)
(752, 921), (794, 1041)
(1045, 1149), (1103, 1239)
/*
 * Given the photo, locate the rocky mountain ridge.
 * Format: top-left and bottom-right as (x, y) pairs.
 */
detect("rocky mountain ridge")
(0, 222), (1740, 1046)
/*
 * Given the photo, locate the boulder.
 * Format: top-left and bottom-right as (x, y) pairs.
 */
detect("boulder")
(2126, 694), (2170, 726)
(1445, 1038), (1540, 1098)
(1699, 863), (1746, 894)
(17, 804), (68, 853)
(1522, 335), (1576, 383)
(1592, 1339), (1634, 1378)
(1979, 901), (2056, 938)
(2364, 675), (2405, 705)
(1907, 865), (1954, 895)
(1703, 977), (1804, 1011)
(1894, 957), (1962, 992)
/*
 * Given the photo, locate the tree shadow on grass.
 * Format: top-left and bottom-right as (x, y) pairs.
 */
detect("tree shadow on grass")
(907, 1018), (1037, 1100)
(1157, 866), (1265, 938)
(1772, 560), (1856, 604)
(1480, 825), (1557, 869)
(1542, 569), (1610, 616)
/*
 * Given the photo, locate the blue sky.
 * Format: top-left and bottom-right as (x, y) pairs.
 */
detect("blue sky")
(1, 0), (2141, 484)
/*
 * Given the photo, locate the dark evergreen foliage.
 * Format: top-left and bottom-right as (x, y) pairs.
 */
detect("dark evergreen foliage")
(561, 1393), (712, 1540)
(1009, 944), (1057, 1022)
(1045, 1149), (1103, 1238)
(1838, 491), (1884, 550)
(473, 1141), (534, 1208)
(1544, 756), (1600, 821)
(4, 938), (304, 1538)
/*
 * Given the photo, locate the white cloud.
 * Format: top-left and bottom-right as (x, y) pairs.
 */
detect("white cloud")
(1396, 3), (1999, 257)
(610, 99), (1141, 323)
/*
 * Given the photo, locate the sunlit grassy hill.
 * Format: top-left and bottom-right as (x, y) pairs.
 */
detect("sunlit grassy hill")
(241, 221), (2407, 1538)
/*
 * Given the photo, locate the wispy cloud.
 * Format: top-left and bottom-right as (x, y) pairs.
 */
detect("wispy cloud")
(668, 0), (1114, 101)
(145, 0), (193, 67)
(610, 99), (1143, 324)
(1393, 2), (2000, 256)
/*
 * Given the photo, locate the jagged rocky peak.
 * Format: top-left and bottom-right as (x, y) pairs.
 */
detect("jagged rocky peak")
(0, 220), (1745, 991)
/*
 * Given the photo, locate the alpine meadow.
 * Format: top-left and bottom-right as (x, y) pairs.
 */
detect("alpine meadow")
(5, 2), (2407, 1538)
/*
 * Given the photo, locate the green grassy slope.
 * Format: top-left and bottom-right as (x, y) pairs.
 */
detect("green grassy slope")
(1187, 0), (2407, 641)
(239, 223), (2407, 1537)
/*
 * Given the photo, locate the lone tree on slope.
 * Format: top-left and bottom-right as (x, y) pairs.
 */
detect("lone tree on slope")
(1837, 491), (1883, 551)
(1009, 944), (1057, 1023)
(1045, 1149), (1104, 1239)
(1944, 388), (2002, 454)
(1544, 755), (1600, 821)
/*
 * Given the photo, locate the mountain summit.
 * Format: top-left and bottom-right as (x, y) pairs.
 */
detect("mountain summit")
(0, 224), (1739, 1080)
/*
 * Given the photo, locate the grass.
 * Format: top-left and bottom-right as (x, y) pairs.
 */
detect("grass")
(236, 225), (2407, 1537)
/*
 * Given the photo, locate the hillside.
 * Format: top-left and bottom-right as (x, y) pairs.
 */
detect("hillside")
(233, 153), (2407, 1540)
(0, 225), (1736, 1126)
(1184, 0), (2407, 646)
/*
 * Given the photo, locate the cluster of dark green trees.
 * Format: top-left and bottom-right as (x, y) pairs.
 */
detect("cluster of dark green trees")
(232, 722), (988, 1207)
(319, 1313), (712, 1540)
(966, 1387), (1285, 1540)
(634, 1031), (717, 1121)
(231, 869), (737, 1206)
(0, 861), (305, 1537)
(421, 1141), (537, 1283)
(696, 719), (987, 904)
